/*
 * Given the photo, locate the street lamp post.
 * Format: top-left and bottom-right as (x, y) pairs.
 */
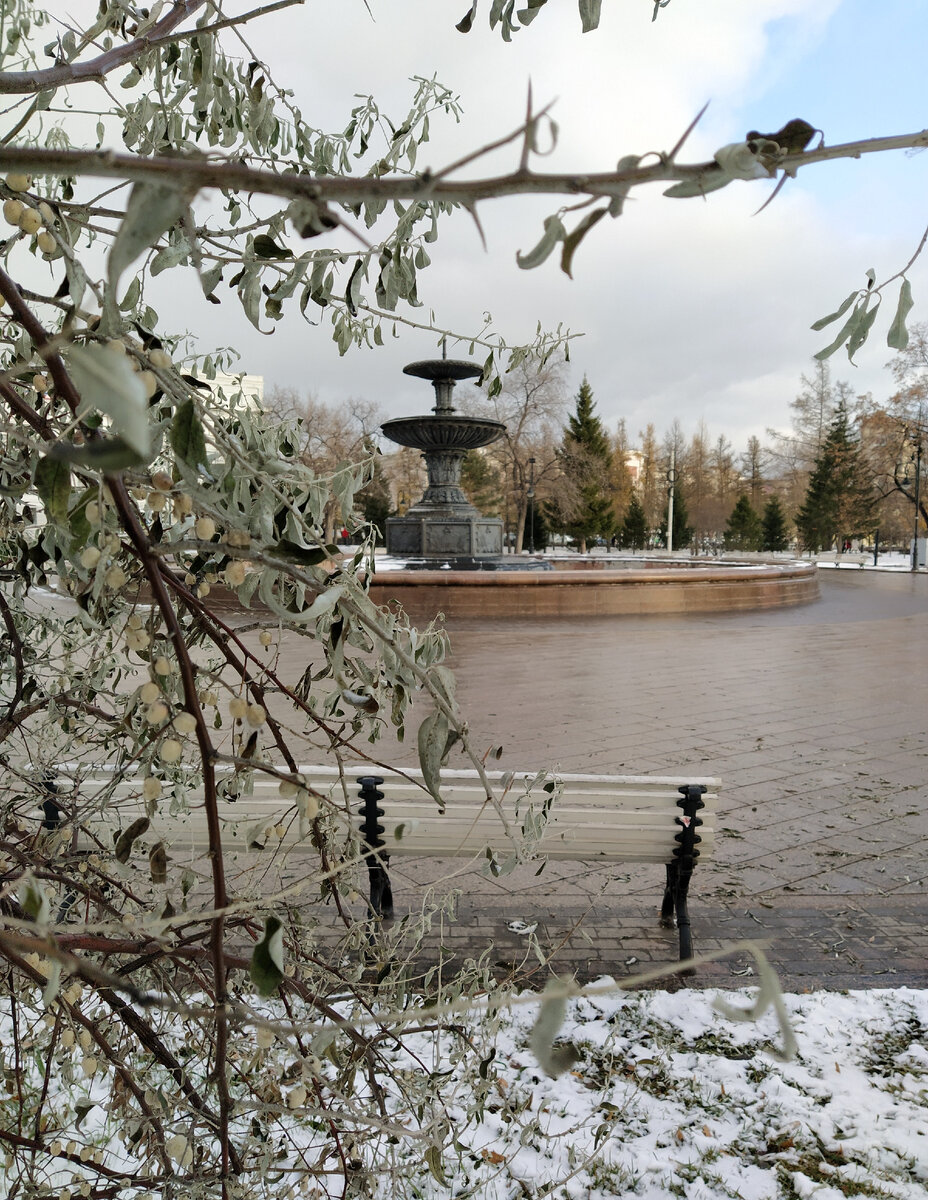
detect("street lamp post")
(912, 431), (923, 572)
(527, 457), (536, 554)
(666, 447), (677, 553)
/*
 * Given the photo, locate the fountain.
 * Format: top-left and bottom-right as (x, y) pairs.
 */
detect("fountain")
(369, 355), (819, 618)
(381, 356), (509, 562)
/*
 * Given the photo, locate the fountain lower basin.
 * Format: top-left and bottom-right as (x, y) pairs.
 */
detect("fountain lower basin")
(368, 556), (820, 619)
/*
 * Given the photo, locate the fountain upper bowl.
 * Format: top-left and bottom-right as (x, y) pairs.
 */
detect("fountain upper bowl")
(381, 414), (505, 451)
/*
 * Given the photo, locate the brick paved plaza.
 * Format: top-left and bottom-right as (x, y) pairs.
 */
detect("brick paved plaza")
(375, 569), (928, 990)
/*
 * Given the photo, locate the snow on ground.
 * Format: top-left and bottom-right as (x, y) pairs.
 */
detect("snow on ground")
(7, 983), (927, 1198)
(424, 983), (928, 1200)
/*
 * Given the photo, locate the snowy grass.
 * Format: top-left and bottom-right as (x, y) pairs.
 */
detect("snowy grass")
(4, 982), (926, 1198)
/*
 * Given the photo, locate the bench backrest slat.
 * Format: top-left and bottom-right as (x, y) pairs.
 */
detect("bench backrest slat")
(44, 763), (719, 867)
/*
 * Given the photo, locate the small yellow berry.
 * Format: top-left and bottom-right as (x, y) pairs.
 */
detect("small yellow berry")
(296, 788), (319, 820)
(60, 1029), (75, 1049)
(2, 198), (24, 225)
(104, 565), (127, 590)
(256, 1025), (275, 1048)
(172, 711), (197, 735)
(18, 208), (41, 236)
(104, 338), (126, 355)
(146, 491), (166, 512)
(154, 656), (172, 675)
(138, 370), (158, 399)
(224, 560), (246, 587)
(139, 681), (161, 704)
(78, 1029), (93, 1051)
(195, 517), (216, 540)
(151, 470), (173, 492)
(143, 777), (162, 802)
(79, 546), (101, 570)
(148, 348), (172, 369)
(259, 630), (273, 647)
(159, 739), (182, 764)
(85, 502), (100, 525)
(246, 704), (266, 727)
(5, 172), (30, 191)
(286, 1085), (307, 1108)
(173, 493), (193, 517)
(38, 201), (55, 224)
(37, 230), (56, 255)
(166, 1134), (192, 1166)
(197, 582), (210, 598)
(228, 697), (248, 720)
(33, 372), (48, 391)
(145, 701), (169, 725)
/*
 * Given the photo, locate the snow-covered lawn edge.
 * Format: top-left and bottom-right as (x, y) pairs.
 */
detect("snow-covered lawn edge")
(5, 980), (926, 1199)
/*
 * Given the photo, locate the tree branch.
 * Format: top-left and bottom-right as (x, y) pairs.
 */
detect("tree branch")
(0, 1), (207, 95)
(2, 127), (926, 212)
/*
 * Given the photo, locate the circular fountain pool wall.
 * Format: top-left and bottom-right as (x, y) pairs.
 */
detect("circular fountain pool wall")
(368, 558), (820, 620)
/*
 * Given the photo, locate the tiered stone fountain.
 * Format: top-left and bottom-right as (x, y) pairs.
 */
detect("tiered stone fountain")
(382, 357), (506, 561)
(370, 354), (819, 618)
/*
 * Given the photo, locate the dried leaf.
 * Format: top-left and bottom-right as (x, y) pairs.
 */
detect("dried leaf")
(114, 816), (150, 864)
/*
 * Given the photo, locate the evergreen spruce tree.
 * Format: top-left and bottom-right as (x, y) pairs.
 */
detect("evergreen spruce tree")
(761, 495), (791, 551)
(620, 492), (648, 549)
(795, 402), (875, 551)
(357, 443), (394, 545)
(547, 377), (614, 551)
(724, 495), (763, 550)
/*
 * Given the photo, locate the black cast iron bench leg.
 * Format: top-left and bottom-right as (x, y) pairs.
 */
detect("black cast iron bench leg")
(358, 776), (394, 920)
(670, 784), (706, 962)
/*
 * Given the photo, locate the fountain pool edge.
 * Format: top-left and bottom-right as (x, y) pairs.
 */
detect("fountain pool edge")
(367, 560), (820, 619)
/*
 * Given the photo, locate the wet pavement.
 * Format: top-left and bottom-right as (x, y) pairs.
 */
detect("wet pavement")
(353, 570), (928, 991)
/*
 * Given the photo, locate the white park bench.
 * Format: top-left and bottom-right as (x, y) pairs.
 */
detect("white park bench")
(813, 551), (869, 568)
(35, 765), (720, 962)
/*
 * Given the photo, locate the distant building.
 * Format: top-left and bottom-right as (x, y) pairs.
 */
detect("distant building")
(203, 373), (264, 410)
(625, 449), (646, 488)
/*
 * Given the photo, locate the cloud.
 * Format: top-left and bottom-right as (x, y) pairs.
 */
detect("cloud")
(150, 0), (925, 456)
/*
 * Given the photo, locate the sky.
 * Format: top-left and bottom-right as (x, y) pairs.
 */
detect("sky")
(148, 0), (928, 450)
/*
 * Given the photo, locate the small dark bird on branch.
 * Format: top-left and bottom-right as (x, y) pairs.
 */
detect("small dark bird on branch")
(746, 119), (817, 154)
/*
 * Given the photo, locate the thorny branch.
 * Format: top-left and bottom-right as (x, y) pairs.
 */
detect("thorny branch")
(1, 126), (926, 211)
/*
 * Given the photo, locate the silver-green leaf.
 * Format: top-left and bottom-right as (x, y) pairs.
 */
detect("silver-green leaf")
(107, 180), (191, 295)
(417, 708), (449, 810)
(516, 215), (567, 270)
(69, 344), (152, 460)
(529, 978), (579, 1077)
(250, 915), (285, 996)
(886, 278), (914, 350)
(814, 301), (865, 361)
(578, 0), (602, 32)
(810, 290), (859, 332)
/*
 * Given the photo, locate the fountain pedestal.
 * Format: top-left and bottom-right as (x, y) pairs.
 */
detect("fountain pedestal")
(383, 359), (505, 559)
